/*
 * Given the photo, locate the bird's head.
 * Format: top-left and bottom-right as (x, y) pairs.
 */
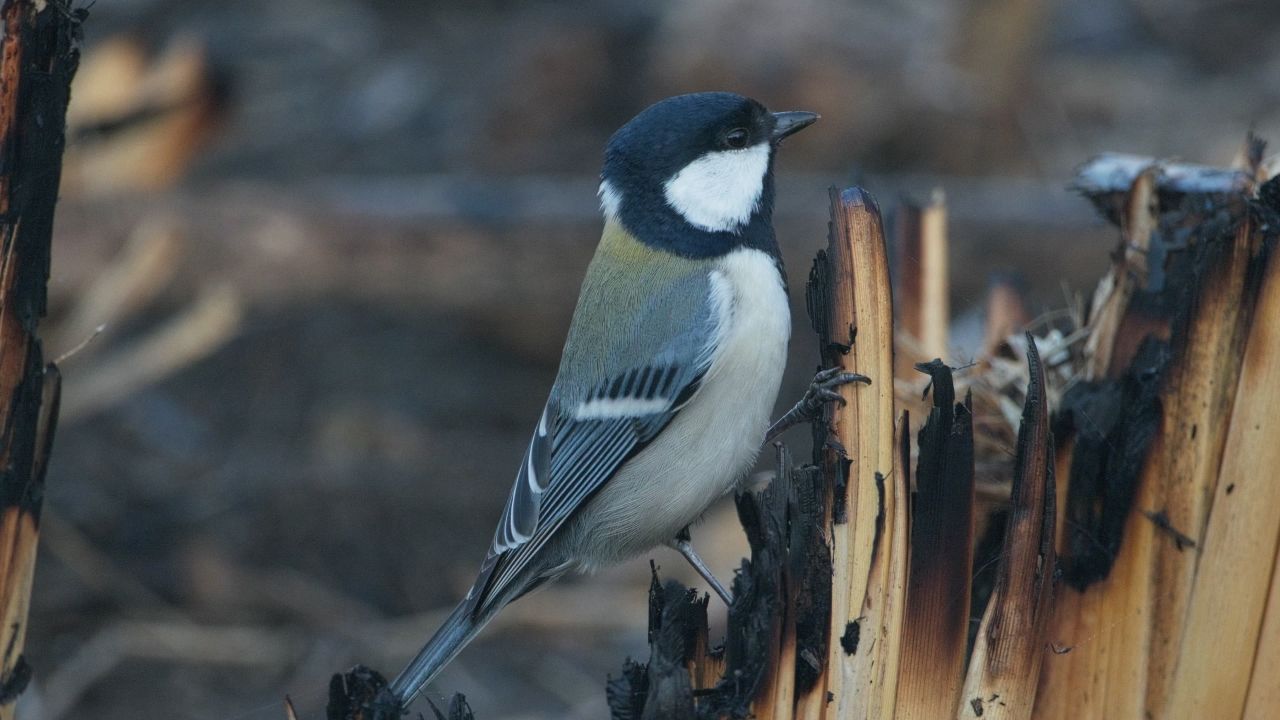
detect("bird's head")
(599, 92), (817, 255)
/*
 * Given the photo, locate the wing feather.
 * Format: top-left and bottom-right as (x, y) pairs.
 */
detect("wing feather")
(469, 262), (723, 612)
(478, 364), (702, 608)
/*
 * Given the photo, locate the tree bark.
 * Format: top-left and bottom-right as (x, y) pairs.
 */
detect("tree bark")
(0, 2), (80, 716)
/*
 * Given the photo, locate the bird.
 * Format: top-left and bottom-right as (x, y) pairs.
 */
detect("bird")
(389, 91), (866, 706)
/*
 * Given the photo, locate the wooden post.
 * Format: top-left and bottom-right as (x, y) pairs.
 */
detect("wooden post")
(813, 187), (904, 719)
(1165, 195), (1280, 719)
(960, 337), (1056, 718)
(980, 273), (1030, 357)
(896, 361), (975, 719)
(0, 2), (80, 716)
(894, 191), (949, 361)
(1036, 154), (1277, 719)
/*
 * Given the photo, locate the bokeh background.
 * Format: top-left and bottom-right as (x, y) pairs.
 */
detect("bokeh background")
(24, 1), (1280, 718)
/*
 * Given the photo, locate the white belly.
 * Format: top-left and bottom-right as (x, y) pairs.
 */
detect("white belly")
(567, 247), (791, 567)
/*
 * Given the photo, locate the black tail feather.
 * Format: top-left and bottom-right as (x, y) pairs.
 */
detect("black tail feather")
(389, 600), (486, 706)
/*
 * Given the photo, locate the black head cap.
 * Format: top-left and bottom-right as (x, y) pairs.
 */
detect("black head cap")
(599, 92), (816, 258)
(605, 93), (771, 183)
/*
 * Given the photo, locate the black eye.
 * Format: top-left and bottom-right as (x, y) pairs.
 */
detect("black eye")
(724, 128), (750, 149)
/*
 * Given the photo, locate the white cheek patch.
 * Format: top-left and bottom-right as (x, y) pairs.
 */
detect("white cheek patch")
(598, 179), (622, 220)
(663, 143), (771, 233)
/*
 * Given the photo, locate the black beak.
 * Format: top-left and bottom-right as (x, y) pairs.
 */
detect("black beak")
(771, 111), (819, 142)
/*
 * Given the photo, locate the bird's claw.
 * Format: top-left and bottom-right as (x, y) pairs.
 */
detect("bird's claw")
(765, 368), (871, 444)
(798, 369), (870, 419)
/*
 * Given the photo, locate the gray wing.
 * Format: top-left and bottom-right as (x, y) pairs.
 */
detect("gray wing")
(470, 270), (719, 612)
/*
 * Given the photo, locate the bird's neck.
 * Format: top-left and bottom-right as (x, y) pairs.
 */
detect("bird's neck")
(612, 187), (781, 261)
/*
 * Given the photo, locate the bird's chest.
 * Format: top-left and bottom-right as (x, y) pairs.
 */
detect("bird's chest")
(679, 246), (792, 484)
(702, 248), (792, 396)
(571, 248), (791, 565)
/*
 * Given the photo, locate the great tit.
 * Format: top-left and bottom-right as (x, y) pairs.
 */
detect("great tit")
(390, 91), (857, 706)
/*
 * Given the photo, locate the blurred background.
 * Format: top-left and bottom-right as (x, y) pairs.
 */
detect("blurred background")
(25, 0), (1280, 718)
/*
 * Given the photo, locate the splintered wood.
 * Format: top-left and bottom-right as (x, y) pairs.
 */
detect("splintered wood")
(894, 192), (949, 362)
(1168, 208), (1280, 718)
(0, 2), (80, 718)
(960, 337), (1055, 719)
(590, 151), (1277, 720)
(1037, 151), (1279, 720)
(817, 188), (905, 720)
(897, 362), (975, 720)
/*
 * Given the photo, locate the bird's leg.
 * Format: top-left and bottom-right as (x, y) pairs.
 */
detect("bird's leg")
(667, 528), (733, 605)
(765, 367), (871, 444)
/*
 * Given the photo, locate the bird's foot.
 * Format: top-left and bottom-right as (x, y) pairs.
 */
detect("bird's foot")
(667, 534), (733, 606)
(765, 367), (870, 444)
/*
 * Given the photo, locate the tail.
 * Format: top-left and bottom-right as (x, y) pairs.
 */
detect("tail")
(389, 599), (491, 706)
